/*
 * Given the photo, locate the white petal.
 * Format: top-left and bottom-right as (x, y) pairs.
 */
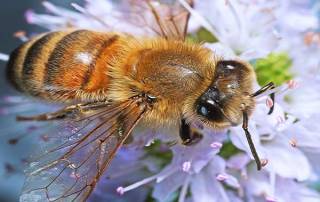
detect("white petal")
(152, 172), (186, 201)
(190, 170), (229, 202)
(264, 136), (311, 181)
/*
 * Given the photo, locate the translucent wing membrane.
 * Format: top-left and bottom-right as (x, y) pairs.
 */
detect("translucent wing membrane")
(129, 0), (193, 40)
(20, 100), (147, 202)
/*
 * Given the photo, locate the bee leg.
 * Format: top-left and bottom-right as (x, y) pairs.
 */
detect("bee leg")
(179, 118), (203, 145)
(242, 111), (262, 170)
(250, 82), (276, 115)
(16, 104), (82, 121)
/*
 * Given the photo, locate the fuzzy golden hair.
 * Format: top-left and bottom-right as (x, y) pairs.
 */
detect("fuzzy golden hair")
(7, 29), (256, 130)
(107, 35), (256, 129)
(107, 36), (216, 127)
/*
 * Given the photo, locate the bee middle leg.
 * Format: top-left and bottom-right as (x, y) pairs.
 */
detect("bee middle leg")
(179, 119), (203, 145)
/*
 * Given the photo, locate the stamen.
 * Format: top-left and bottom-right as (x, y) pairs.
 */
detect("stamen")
(261, 159), (268, 167)
(216, 173), (228, 181)
(115, 169), (178, 195)
(156, 168), (179, 182)
(43, 1), (61, 14)
(265, 196), (277, 202)
(287, 80), (299, 89)
(276, 116), (285, 125)
(25, 10), (34, 24)
(71, 3), (110, 28)
(117, 175), (157, 194)
(14, 31), (28, 42)
(289, 138), (297, 147)
(145, 139), (155, 147)
(178, 175), (191, 202)
(0, 53), (9, 61)
(210, 142), (223, 149)
(178, 0), (221, 39)
(266, 97), (274, 108)
(70, 3), (87, 14)
(304, 32), (320, 46)
(182, 161), (191, 172)
(253, 80), (298, 99)
(116, 187), (124, 195)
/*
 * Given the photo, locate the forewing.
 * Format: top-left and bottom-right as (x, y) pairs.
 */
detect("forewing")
(129, 0), (193, 40)
(20, 100), (147, 202)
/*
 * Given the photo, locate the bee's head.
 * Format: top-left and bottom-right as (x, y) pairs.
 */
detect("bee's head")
(194, 60), (256, 129)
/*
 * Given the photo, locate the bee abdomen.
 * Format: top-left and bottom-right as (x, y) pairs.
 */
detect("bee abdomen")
(6, 30), (120, 101)
(6, 35), (41, 92)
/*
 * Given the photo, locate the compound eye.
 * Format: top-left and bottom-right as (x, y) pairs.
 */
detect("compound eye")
(196, 99), (224, 122)
(199, 104), (209, 117)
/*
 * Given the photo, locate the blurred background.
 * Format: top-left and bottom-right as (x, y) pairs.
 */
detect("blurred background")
(1, 1), (320, 202)
(0, 1), (79, 201)
(0, 2), (36, 201)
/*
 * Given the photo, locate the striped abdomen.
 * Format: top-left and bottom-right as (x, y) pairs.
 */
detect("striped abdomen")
(6, 30), (121, 102)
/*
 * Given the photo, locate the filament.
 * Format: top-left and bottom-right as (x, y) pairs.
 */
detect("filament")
(0, 53), (9, 61)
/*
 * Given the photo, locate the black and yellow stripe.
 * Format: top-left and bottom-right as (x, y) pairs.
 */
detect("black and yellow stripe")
(6, 30), (120, 101)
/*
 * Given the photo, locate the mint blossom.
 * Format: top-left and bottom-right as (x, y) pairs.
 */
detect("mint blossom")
(182, 0), (279, 60)
(1, 0), (320, 201)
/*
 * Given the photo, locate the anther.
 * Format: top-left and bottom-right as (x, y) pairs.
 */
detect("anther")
(116, 187), (124, 195)
(289, 138), (297, 147)
(210, 142), (222, 149)
(182, 161), (191, 172)
(216, 173), (228, 181)
(261, 159), (268, 167)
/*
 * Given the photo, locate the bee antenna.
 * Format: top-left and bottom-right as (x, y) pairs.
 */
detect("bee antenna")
(250, 82), (276, 115)
(242, 111), (262, 170)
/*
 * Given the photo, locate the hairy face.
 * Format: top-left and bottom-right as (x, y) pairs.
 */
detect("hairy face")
(195, 60), (256, 129)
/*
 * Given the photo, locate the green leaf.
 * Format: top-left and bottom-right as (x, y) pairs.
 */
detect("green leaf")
(253, 52), (293, 86)
(187, 28), (217, 43)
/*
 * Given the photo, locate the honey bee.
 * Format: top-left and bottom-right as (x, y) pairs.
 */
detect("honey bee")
(6, 0), (275, 201)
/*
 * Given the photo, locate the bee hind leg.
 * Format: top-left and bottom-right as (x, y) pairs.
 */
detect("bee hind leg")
(179, 119), (203, 146)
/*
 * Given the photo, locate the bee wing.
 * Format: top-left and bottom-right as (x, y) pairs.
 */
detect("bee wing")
(20, 100), (147, 201)
(130, 0), (193, 40)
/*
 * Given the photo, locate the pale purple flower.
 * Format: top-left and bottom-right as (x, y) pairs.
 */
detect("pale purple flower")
(244, 169), (320, 202)
(185, 0), (320, 196)
(26, 1), (152, 35)
(115, 131), (228, 201)
(2, 0), (320, 202)
(275, 0), (318, 34)
(182, 0), (279, 60)
(88, 147), (151, 202)
(230, 89), (315, 181)
(0, 53), (9, 61)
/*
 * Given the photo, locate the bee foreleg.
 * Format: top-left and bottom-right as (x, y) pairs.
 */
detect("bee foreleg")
(179, 119), (203, 146)
(242, 111), (262, 170)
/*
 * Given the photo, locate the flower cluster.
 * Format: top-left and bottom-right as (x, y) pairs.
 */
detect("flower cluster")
(2, 0), (320, 202)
